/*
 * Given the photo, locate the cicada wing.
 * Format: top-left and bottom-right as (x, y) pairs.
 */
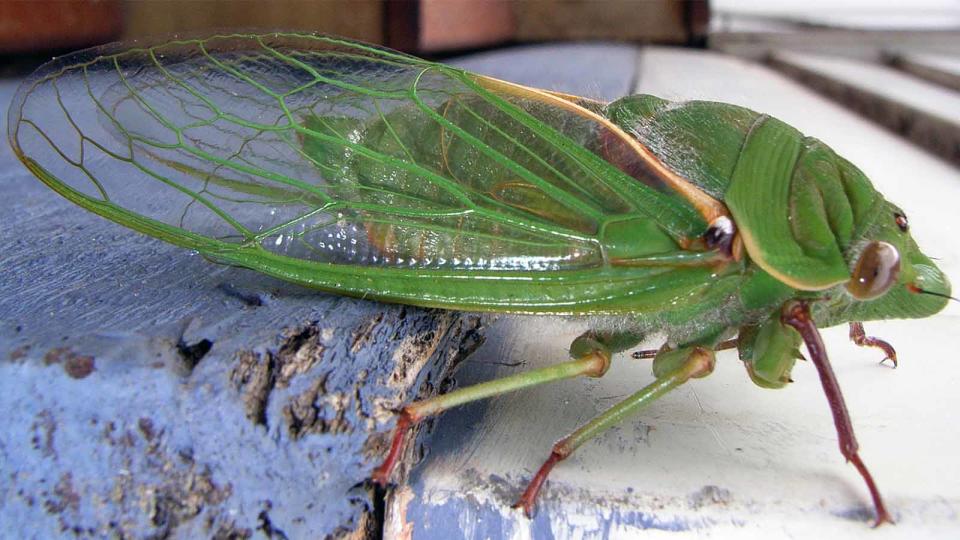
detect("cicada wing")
(9, 33), (708, 293)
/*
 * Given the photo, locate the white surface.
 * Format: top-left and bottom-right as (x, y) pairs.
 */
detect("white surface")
(899, 52), (960, 76)
(773, 50), (960, 124)
(397, 48), (960, 538)
(713, 0), (960, 30)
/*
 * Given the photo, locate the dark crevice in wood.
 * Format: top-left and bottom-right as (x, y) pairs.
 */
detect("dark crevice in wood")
(176, 338), (213, 372)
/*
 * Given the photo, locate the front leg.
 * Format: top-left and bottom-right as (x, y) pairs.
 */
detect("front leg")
(849, 322), (898, 367)
(785, 303), (893, 526)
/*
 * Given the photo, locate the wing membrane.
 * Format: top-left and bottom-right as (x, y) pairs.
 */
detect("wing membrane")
(8, 33), (713, 312)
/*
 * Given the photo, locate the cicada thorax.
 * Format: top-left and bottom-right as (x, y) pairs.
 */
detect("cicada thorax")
(609, 95), (885, 291)
(606, 95), (759, 200)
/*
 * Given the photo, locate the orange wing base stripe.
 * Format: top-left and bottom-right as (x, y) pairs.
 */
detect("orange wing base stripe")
(471, 75), (730, 227)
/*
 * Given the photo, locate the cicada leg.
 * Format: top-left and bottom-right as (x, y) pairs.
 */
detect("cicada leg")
(784, 303), (893, 527)
(849, 322), (898, 368)
(631, 338), (737, 359)
(372, 331), (642, 486)
(513, 345), (716, 517)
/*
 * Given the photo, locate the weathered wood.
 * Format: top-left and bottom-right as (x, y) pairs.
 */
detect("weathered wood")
(0, 79), (485, 538)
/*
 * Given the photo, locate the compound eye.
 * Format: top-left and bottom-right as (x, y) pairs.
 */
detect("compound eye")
(894, 212), (909, 232)
(846, 241), (901, 300)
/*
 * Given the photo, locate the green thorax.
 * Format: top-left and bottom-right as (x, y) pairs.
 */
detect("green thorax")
(607, 94), (950, 327)
(607, 95), (882, 290)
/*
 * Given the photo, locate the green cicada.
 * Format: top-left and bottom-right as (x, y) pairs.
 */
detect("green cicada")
(8, 33), (952, 525)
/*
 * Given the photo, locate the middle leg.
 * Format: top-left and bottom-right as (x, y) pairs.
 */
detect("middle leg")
(513, 344), (717, 517)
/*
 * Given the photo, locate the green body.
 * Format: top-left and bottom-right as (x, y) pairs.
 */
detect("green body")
(7, 33), (950, 389)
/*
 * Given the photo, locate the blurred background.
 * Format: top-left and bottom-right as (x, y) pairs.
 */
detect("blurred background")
(2, 0), (958, 55)
(0, 0), (705, 58)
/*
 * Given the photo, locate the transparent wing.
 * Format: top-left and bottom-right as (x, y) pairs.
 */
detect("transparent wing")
(8, 33), (722, 312)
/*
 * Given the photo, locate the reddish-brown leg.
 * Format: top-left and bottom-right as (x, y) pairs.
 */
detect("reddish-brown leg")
(783, 302), (893, 527)
(849, 322), (899, 368)
(372, 410), (413, 486)
(514, 347), (715, 517)
(513, 449), (564, 517)
(631, 338), (736, 360)
(372, 348), (613, 486)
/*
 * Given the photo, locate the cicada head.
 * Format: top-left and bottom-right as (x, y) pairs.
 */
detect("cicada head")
(839, 199), (952, 322)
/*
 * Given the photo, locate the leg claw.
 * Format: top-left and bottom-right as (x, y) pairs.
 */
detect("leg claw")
(849, 322), (898, 369)
(372, 412), (412, 487)
(511, 499), (537, 519)
(872, 510), (895, 528)
(371, 466), (391, 487)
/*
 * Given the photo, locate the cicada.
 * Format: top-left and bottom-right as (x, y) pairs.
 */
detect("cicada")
(7, 33), (952, 525)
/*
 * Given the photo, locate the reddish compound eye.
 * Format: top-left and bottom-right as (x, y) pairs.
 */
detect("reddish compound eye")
(847, 241), (901, 300)
(894, 212), (909, 232)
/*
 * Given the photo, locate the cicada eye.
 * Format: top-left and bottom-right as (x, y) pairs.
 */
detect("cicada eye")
(846, 241), (901, 300)
(894, 212), (909, 232)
